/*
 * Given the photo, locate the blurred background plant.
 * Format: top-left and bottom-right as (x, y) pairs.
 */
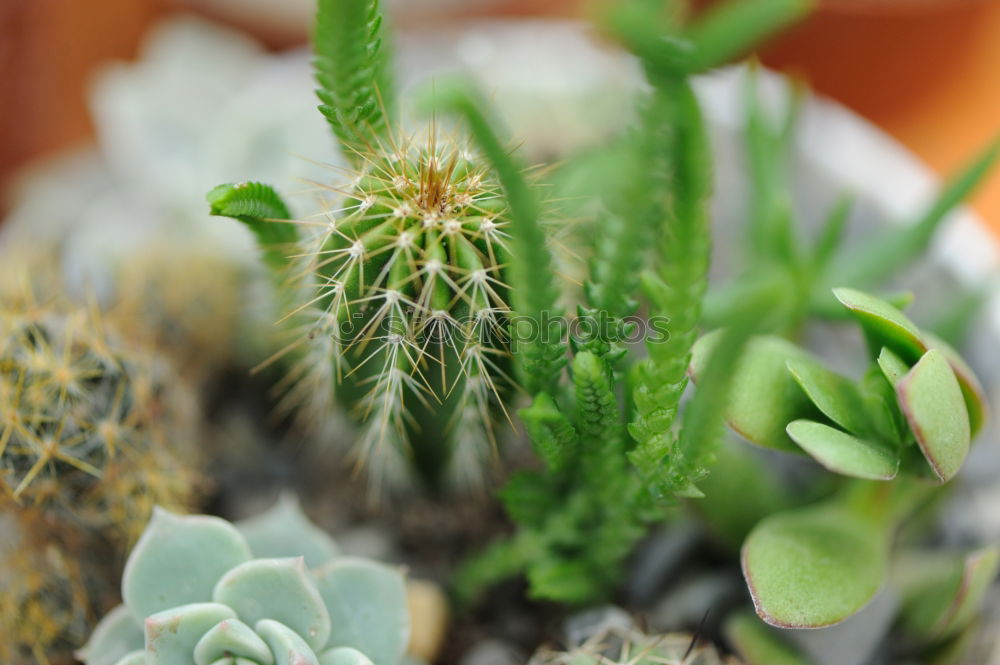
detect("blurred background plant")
(0, 259), (204, 664)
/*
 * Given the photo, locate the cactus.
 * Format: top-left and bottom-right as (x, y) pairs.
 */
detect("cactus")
(212, 129), (519, 492)
(0, 509), (91, 665)
(0, 278), (202, 540)
(0, 274), (203, 664)
(77, 497), (410, 665)
(528, 626), (737, 665)
(208, 0), (541, 492)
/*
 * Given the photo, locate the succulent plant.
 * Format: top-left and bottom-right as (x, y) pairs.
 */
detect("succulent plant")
(691, 288), (990, 631)
(77, 496), (409, 665)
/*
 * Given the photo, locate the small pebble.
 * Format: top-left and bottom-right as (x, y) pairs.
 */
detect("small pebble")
(406, 579), (450, 663)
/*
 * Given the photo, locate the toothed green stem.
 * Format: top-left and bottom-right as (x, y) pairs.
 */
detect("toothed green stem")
(314, 0), (394, 160)
(626, 80), (712, 497)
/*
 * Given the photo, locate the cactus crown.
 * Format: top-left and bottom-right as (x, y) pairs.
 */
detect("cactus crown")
(78, 496), (410, 665)
(304, 131), (511, 375)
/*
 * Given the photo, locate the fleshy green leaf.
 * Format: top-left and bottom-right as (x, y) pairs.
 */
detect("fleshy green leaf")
(236, 494), (339, 569)
(313, 558), (408, 665)
(786, 359), (871, 435)
(256, 619), (321, 665)
(319, 647), (376, 665)
(877, 346), (910, 386)
(122, 509), (253, 623)
(897, 547), (1000, 642)
(193, 619), (274, 665)
(691, 333), (816, 452)
(212, 558), (331, 651)
(833, 288), (924, 362)
(786, 420), (898, 480)
(145, 603), (237, 665)
(77, 605), (144, 665)
(923, 332), (988, 437)
(742, 505), (889, 628)
(111, 652), (145, 665)
(725, 612), (810, 665)
(897, 349), (971, 482)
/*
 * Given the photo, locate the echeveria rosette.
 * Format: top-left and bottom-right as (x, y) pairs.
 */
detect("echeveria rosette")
(77, 497), (408, 665)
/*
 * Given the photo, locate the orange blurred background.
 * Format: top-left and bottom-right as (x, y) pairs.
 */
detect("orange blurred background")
(2, 0), (999, 236)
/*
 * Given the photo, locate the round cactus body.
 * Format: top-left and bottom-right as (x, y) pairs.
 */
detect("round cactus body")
(288, 133), (516, 490)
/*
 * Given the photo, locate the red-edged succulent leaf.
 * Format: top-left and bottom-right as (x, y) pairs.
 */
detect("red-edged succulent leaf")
(896, 349), (971, 483)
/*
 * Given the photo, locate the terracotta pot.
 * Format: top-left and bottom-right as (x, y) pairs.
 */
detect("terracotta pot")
(758, 0), (990, 117)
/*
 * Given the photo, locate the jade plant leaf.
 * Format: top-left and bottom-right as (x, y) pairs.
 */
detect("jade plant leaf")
(833, 288), (924, 363)
(145, 603), (238, 665)
(897, 547), (1000, 643)
(922, 332), (988, 437)
(75, 605), (144, 665)
(236, 494), (339, 569)
(724, 612), (810, 665)
(742, 505), (889, 628)
(897, 349), (971, 482)
(213, 558), (331, 651)
(786, 420), (898, 480)
(860, 365), (907, 446)
(877, 347), (910, 386)
(122, 509), (253, 623)
(691, 332), (817, 451)
(313, 558), (409, 665)
(193, 618), (275, 665)
(786, 359), (871, 435)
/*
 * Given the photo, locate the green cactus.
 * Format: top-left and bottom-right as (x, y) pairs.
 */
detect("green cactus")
(78, 497), (410, 665)
(207, 0), (544, 492)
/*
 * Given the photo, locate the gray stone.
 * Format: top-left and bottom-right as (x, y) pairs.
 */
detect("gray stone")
(564, 606), (635, 649)
(624, 523), (703, 606)
(459, 640), (522, 665)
